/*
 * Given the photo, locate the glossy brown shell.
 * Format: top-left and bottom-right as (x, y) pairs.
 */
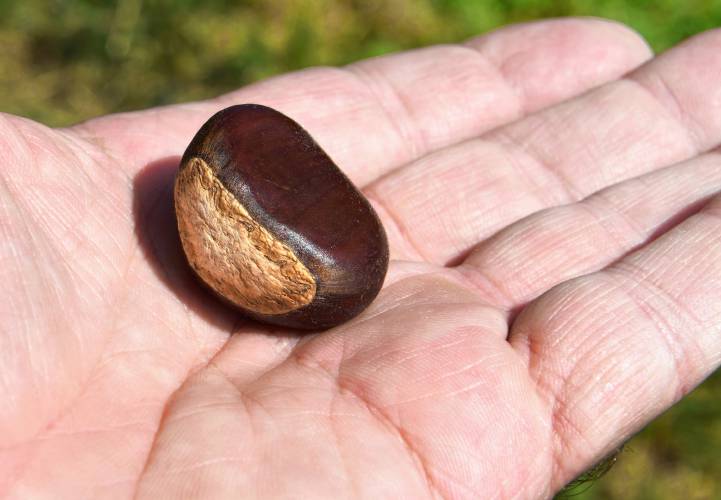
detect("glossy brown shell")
(175, 104), (389, 329)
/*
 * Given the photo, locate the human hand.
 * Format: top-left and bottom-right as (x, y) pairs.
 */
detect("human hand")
(2, 18), (720, 499)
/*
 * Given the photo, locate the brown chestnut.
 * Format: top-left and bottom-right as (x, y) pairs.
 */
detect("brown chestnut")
(174, 104), (389, 329)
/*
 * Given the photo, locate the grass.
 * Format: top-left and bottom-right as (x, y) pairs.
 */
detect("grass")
(1, 1), (719, 498)
(5, 0), (721, 127)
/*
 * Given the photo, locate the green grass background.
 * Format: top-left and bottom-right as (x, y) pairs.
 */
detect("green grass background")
(2, 1), (720, 498)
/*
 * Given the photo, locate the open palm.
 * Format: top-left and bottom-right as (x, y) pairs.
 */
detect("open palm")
(3, 18), (721, 499)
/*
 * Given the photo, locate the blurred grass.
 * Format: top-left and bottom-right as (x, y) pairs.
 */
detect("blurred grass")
(4, 0), (721, 126)
(1, 1), (720, 498)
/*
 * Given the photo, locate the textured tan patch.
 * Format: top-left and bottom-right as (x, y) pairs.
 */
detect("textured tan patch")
(174, 157), (316, 314)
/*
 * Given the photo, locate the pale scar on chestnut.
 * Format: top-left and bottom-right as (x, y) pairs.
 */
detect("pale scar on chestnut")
(173, 104), (389, 330)
(174, 157), (317, 315)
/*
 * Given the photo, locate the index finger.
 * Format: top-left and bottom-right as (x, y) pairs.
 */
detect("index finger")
(70, 18), (651, 186)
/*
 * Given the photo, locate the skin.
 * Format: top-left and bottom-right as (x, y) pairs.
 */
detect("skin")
(1, 17), (721, 499)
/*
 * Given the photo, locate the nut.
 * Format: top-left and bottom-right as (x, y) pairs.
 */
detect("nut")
(174, 104), (389, 329)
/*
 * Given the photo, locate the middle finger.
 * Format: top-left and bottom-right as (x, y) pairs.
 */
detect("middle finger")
(368, 29), (721, 264)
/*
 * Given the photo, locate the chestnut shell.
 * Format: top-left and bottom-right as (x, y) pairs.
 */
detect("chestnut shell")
(176, 104), (389, 329)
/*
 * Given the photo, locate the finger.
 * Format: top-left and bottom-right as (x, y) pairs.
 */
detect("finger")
(369, 29), (721, 263)
(458, 151), (721, 310)
(69, 18), (651, 187)
(508, 193), (721, 491)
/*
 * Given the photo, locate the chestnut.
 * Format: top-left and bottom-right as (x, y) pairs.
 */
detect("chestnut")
(174, 104), (389, 329)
